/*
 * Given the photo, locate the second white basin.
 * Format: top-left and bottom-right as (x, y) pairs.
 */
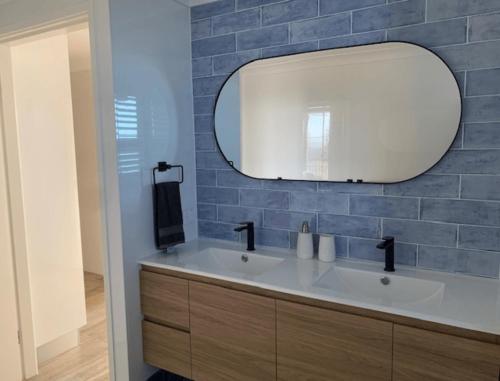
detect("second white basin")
(313, 266), (445, 307)
(184, 248), (284, 277)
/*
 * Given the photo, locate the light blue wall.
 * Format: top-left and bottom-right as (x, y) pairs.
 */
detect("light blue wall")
(109, 0), (197, 379)
(192, 0), (500, 279)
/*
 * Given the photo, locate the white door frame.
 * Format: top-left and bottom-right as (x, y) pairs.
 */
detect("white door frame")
(0, 42), (38, 378)
(0, 1), (129, 380)
(0, 45), (23, 381)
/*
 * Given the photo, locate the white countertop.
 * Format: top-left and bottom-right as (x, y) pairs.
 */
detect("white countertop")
(139, 239), (500, 336)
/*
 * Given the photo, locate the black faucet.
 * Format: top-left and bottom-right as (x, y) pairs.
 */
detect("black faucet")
(377, 236), (395, 272)
(234, 221), (255, 251)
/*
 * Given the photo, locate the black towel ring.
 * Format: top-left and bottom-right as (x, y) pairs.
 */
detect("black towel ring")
(153, 161), (184, 185)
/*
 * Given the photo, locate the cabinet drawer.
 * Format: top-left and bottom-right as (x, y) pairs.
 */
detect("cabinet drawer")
(277, 300), (393, 381)
(142, 320), (191, 379)
(393, 324), (500, 381)
(140, 270), (189, 330)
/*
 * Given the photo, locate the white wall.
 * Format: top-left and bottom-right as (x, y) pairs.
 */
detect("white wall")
(69, 28), (104, 276)
(10, 32), (87, 348)
(108, 0), (197, 379)
(0, 1), (130, 379)
(0, 48), (23, 381)
(71, 69), (103, 275)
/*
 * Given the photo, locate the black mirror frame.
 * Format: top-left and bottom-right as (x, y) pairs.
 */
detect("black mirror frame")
(211, 41), (463, 185)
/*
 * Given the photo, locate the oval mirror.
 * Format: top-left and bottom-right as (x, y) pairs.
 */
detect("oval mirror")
(214, 42), (461, 183)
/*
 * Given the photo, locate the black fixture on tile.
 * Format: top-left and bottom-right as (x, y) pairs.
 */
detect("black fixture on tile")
(377, 236), (395, 272)
(152, 161), (185, 251)
(153, 161), (184, 185)
(234, 221), (255, 251)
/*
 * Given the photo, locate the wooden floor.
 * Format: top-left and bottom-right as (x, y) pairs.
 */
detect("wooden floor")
(29, 272), (109, 381)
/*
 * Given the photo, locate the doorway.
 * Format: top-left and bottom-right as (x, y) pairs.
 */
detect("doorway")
(0, 23), (109, 380)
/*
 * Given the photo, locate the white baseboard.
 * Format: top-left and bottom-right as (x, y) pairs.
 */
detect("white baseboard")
(37, 330), (79, 365)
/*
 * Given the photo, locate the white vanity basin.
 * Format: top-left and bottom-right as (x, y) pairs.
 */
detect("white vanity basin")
(313, 267), (445, 307)
(140, 239), (500, 335)
(183, 248), (284, 277)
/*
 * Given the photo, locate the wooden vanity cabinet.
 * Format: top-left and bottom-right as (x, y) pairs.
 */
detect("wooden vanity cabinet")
(277, 300), (393, 381)
(140, 267), (500, 381)
(189, 282), (276, 381)
(140, 271), (192, 379)
(393, 325), (500, 381)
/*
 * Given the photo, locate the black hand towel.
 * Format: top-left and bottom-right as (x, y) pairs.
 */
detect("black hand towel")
(153, 181), (185, 250)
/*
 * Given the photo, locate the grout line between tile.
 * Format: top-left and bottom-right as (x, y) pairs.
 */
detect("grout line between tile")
(466, 16), (470, 43)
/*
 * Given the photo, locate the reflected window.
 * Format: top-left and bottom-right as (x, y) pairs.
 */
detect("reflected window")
(115, 96), (138, 140)
(304, 107), (330, 179)
(115, 96), (140, 173)
(117, 152), (140, 174)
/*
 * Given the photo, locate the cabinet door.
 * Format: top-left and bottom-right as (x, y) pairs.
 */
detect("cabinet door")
(140, 270), (190, 330)
(393, 324), (500, 381)
(277, 300), (393, 381)
(190, 281), (276, 381)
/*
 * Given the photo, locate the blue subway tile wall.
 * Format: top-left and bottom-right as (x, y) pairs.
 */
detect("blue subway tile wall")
(237, 24), (289, 49)
(319, 30), (385, 49)
(352, 0), (425, 33)
(291, 13), (351, 42)
(469, 12), (500, 41)
(191, 0), (500, 278)
(463, 123), (500, 148)
(213, 50), (260, 73)
(467, 69), (500, 96)
(213, 8), (261, 34)
(218, 205), (264, 225)
(348, 238), (417, 266)
(386, 18), (467, 47)
(262, 0), (318, 26)
(427, 0), (500, 21)
(433, 40), (500, 71)
(320, 0), (385, 15)
(460, 175), (500, 201)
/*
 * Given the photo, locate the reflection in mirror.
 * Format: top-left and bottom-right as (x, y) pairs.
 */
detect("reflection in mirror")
(115, 96), (140, 174)
(215, 42), (461, 183)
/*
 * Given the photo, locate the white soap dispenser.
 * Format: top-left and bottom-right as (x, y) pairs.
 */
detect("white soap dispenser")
(296, 221), (313, 259)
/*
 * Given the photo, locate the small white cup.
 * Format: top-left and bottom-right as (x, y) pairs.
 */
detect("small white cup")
(318, 234), (335, 262)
